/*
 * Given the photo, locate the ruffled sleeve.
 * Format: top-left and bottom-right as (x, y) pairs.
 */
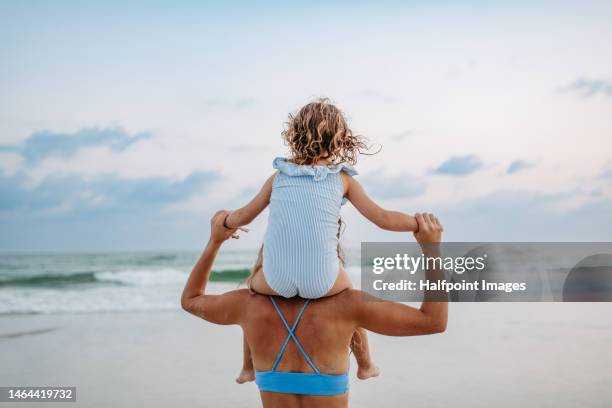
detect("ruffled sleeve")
(272, 157), (358, 181)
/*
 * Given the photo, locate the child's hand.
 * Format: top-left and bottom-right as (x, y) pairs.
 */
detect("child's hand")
(209, 210), (249, 244)
(413, 213), (443, 244)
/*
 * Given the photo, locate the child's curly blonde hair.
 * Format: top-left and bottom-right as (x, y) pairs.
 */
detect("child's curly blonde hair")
(282, 98), (368, 165)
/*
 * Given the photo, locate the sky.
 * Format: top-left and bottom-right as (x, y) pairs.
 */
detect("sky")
(1, 1), (612, 252)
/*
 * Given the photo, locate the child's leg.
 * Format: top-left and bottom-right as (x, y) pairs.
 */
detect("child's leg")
(324, 266), (354, 296)
(236, 333), (255, 384)
(351, 328), (380, 380)
(249, 269), (282, 296)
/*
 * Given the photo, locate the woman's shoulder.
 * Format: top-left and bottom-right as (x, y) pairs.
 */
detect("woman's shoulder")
(272, 157), (358, 181)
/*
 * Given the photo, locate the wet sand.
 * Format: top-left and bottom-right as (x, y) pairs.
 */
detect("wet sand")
(1, 303), (611, 407)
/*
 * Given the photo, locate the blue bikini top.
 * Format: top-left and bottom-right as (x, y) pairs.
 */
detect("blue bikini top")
(255, 296), (349, 396)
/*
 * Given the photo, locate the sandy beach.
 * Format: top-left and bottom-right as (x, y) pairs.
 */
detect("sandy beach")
(2, 302), (611, 407)
(2, 1), (612, 407)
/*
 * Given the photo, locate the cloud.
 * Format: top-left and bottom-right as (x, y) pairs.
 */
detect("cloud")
(561, 78), (612, 98)
(341, 188), (612, 244)
(0, 173), (30, 211)
(0, 127), (151, 165)
(360, 172), (427, 199)
(433, 155), (483, 176)
(431, 191), (612, 241)
(0, 171), (218, 214)
(600, 167), (612, 182)
(507, 160), (534, 174)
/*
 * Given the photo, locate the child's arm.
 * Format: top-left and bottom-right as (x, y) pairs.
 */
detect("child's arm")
(353, 213), (447, 336)
(343, 173), (419, 232)
(224, 173), (276, 229)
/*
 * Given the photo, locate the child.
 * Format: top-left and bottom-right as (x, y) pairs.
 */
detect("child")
(225, 98), (419, 383)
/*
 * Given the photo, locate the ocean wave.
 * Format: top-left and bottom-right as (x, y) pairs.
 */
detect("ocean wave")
(96, 269), (186, 286)
(0, 268), (251, 288)
(0, 281), (242, 315)
(148, 254), (177, 261)
(0, 251), (255, 314)
(0, 272), (101, 287)
(209, 269), (251, 282)
(95, 268), (251, 285)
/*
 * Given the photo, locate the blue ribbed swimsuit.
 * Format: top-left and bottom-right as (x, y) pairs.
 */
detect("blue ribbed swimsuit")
(263, 157), (357, 299)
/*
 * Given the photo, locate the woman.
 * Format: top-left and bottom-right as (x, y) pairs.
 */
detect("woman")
(181, 211), (447, 407)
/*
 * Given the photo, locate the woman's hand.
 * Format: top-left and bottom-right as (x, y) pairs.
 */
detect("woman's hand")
(413, 213), (443, 244)
(209, 210), (248, 245)
(182, 210), (249, 320)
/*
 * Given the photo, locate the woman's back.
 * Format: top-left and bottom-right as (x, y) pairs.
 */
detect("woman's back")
(263, 157), (356, 299)
(242, 293), (354, 408)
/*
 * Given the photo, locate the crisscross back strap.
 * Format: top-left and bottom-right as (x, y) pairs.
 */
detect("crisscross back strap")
(269, 296), (320, 374)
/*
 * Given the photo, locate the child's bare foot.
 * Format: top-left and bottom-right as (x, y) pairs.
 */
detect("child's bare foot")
(236, 368), (255, 384)
(357, 363), (381, 380)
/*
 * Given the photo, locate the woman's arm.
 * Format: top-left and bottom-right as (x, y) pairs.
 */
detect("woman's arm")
(224, 173), (276, 229)
(344, 174), (418, 232)
(352, 213), (448, 336)
(181, 210), (247, 325)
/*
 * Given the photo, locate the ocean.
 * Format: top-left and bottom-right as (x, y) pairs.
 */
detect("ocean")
(2, 245), (608, 314)
(2, 250), (612, 407)
(0, 249), (361, 314)
(0, 250), (257, 314)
